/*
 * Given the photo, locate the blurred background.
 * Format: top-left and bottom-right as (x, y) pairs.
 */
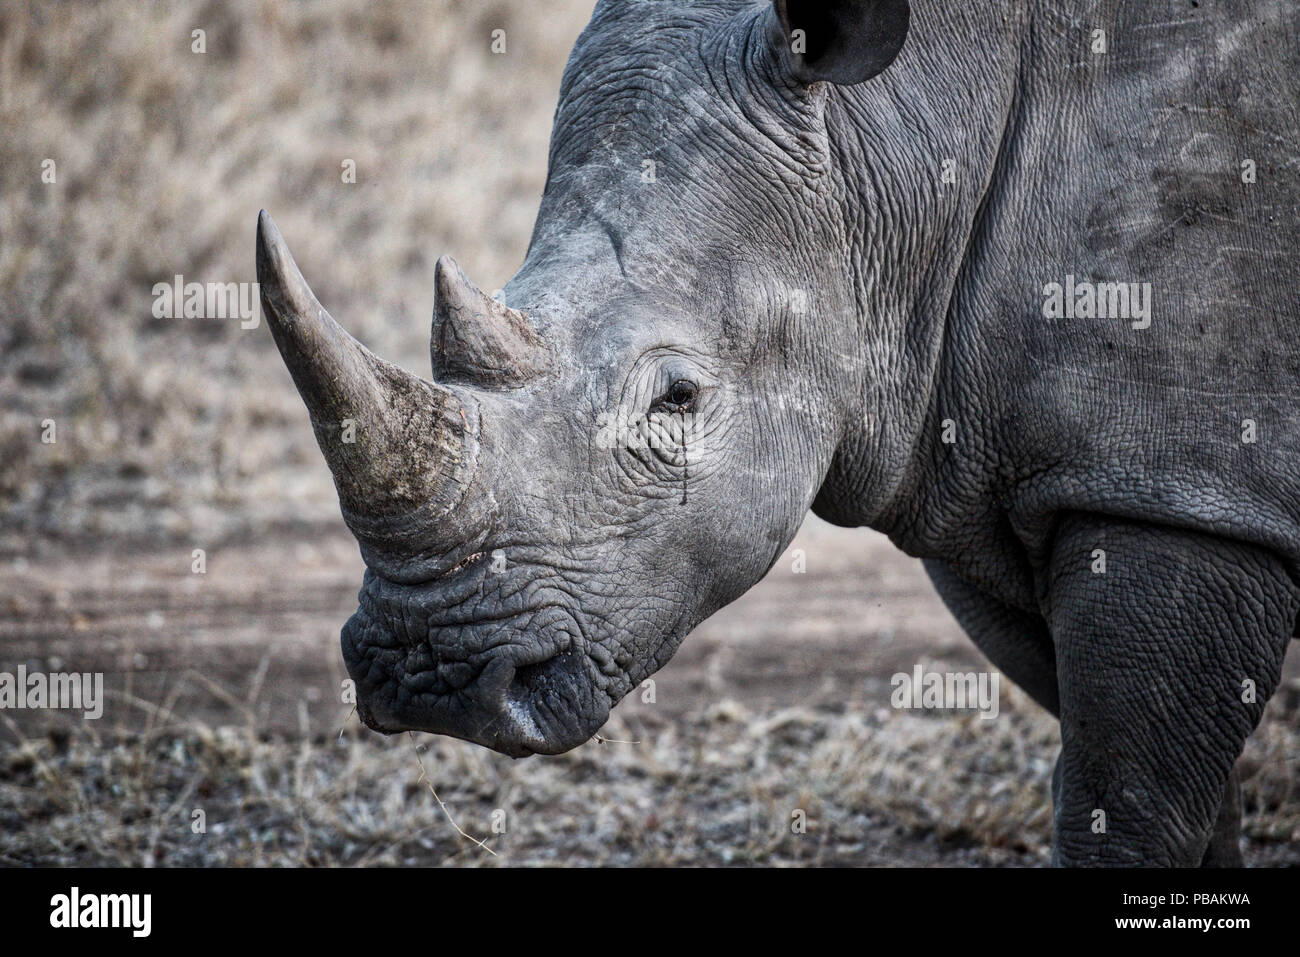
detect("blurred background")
(1, 0), (588, 545)
(0, 0), (1296, 866)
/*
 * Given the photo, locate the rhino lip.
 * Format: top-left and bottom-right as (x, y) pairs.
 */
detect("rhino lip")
(469, 633), (591, 756)
(352, 642), (573, 755)
(359, 641), (593, 759)
(354, 698), (393, 734)
(345, 590), (602, 757)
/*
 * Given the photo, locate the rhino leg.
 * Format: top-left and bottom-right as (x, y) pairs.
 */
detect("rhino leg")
(923, 559), (1059, 715)
(1045, 515), (1296, 867)
(924, 557), (1251, 865)
(1051, 754), (1243, 866)
(1200, 765), (1244, 867)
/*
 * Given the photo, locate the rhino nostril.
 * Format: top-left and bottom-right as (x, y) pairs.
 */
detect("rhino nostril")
(509, 657), (558, 701)
(502, 648), (578, 738)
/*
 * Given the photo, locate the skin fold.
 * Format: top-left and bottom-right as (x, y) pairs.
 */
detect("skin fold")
(259, 0), (1300, 866)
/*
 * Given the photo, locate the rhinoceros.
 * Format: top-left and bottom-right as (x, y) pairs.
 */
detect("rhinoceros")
(256, 0), (1300, 866)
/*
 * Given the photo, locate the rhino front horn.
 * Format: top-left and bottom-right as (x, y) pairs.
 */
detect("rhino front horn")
(433, 255), (551, 389)
(256, 210), (478, 557)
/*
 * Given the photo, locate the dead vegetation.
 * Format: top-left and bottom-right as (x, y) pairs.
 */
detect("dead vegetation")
(2, 674), (1296, 866)
(0, 0), (594, 551)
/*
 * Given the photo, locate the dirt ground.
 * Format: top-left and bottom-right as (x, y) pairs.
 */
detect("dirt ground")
(1, 519), (1298, 867)
(1, 0), (1297, 867)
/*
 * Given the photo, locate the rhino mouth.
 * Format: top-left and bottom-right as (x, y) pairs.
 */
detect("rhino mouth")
(342, 570), (611, 756)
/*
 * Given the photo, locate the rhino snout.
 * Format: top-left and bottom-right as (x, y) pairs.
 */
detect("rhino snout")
(342, 588), (609, 757)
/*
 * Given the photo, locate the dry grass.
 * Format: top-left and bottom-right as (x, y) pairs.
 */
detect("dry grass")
(2, 678), (1296, 867)
(0, 0), (596, 550)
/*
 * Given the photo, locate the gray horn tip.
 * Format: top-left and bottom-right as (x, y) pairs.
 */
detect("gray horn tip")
(256, 210), (319, 326)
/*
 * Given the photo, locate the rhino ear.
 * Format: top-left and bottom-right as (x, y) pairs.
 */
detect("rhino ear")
(768, 0), (909, 86)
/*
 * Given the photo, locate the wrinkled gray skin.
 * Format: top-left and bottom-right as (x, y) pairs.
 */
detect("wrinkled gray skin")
(258, 0), (1300, 866)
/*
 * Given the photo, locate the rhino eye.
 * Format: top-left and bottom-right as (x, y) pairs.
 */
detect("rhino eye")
(654, 379), (698, 413)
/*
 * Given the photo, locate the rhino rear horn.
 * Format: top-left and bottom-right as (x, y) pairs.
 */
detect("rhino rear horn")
(256, 210), (477, 555)
(433, 255), (551, 389)
(769, 0), (910, 86)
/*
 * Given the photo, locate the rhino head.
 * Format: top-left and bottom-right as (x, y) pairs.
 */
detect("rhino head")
(258, 0), (909, 756)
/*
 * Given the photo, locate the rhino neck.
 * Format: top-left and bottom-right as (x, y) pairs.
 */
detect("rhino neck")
(811, 4), (1025, 538)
